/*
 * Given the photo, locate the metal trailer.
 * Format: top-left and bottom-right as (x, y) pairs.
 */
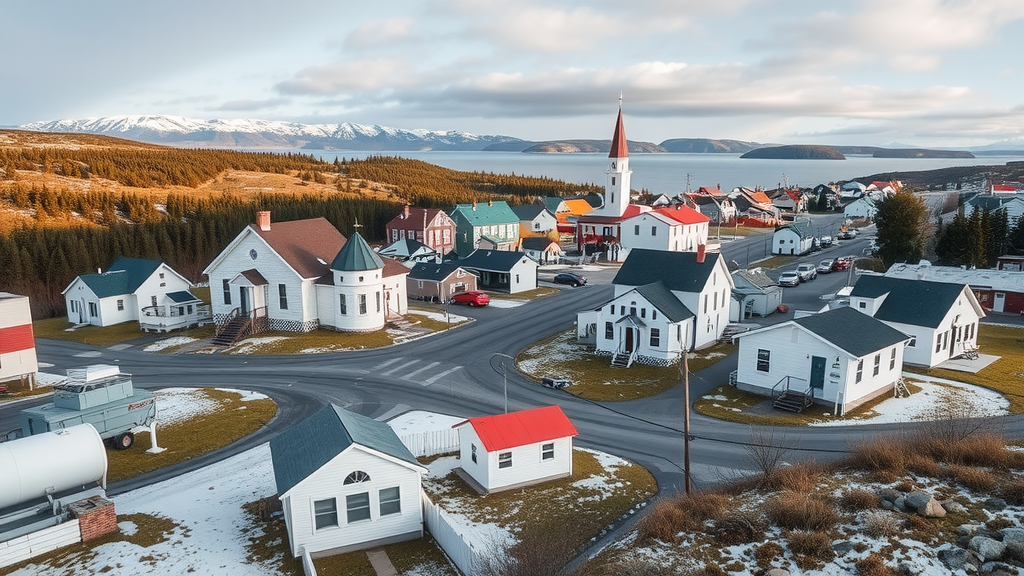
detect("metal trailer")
(19, 365), (156, 450)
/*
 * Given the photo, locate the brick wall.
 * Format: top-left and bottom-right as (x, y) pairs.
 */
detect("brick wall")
(68, 496), (117, 542)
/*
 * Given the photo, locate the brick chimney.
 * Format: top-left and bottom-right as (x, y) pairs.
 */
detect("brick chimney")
(696, 244), (706, 263)
(256, 211), (271, 231)
(69, 496), (118, 542)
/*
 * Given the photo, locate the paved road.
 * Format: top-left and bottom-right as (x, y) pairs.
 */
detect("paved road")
(5, 224), (1023, 498)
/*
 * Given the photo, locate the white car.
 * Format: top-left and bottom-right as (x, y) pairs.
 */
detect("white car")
(795, 263), (817, 281)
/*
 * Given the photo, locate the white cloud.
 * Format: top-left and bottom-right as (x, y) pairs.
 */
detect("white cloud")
(343, 17), (417, 50)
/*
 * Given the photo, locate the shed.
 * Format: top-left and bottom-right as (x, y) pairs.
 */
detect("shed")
(730, 269), (782, 320)
(454, 406), (578, 493)
(270, 404), (427, 558)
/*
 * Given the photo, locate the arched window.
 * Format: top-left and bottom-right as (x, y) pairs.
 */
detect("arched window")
(344, 471), (371, 485)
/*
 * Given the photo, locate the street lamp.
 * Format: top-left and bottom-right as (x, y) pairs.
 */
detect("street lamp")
(490, 353), (514, 414)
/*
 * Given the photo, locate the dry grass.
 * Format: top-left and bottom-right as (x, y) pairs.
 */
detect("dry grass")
(861, 510), (900, 538)
(849, 433), (1022, 481)
(786, 530), (835, 563)
(312, 537), (458, 576)
(240, 499), (304, 576)
(762, 462), (826, 493)
(711, 510), (764, 545)
(946, 465), (996, 492)
(765, 492), (839, 531)
(516, 330), (681, 401)
(1001, 482), (1024, 505)
(839, 488), (881, 512)
(855, 553), (896, 576)
(105, 389), (277, 482)
(489, 286), (560, 301)
(33, 317), (147, 346)
(638, 492), (728, 543)
(907, 325), (1024, 413)
(755, 254), (799, 270)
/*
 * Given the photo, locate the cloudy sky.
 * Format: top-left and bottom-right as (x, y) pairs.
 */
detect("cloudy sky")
(4, 0), (1024, 147)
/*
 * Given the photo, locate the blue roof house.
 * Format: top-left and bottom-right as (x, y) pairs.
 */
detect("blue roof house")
(62, 257), (204, 331)
(270, 404), (427, 558)
(449, 201), (520, 256)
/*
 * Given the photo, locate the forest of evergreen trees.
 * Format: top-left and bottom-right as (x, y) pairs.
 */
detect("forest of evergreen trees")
(934, 207), (1024, 268)
(0, 146), (602, 318)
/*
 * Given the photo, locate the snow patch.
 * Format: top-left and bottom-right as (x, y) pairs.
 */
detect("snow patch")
(143, 336), (197, 352)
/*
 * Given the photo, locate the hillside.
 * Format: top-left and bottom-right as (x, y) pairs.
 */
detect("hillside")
(522, 139), (666, 154)
(741, 145), (846, 160)
(659, 138), (762, 153)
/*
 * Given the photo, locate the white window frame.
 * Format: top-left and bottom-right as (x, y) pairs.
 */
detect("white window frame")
(313, 498), (338, 530)
(346, 492), (371, 523)
(498, 451), (512, 469)
(542, 443), (555, 461)
(379, 487), (401, 516)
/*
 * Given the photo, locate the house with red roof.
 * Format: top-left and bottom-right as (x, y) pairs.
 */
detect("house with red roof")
(575, 105), (654, 261)
(618, 205), (710, 258)
(454, 406), (579, 493)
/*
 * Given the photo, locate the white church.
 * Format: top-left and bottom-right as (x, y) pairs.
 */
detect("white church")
(576, 104), (708, 262)
(203, 212), (408, 333)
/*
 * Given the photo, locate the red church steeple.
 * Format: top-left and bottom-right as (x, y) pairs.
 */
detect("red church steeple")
(608, 106), (628, 159)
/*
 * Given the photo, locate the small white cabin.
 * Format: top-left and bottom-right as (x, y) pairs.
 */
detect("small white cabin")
(454, 406), (578, 493)
(270, 404), (427, 558)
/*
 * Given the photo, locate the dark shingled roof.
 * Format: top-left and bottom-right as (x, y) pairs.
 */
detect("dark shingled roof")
(850, 275), (968, 328)
(511, 204), (550, 221)
(331, 232), (384, 271)
(632, 282), (694, 322)
(270, 404), (422, 496)
(793, 307), (910, 357)
(613, 249), (720, 293)
(252, 217), (346, 279)
(460, 249), (533, 273)
(77, 257), (164, 298)
(733, 269), (777, 290)
(409, 262), (466, 282)
(776, 221), (814, 239)
(166, 290), (200, 304)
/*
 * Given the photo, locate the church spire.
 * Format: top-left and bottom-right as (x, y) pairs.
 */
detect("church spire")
(608, 98), (628, 159)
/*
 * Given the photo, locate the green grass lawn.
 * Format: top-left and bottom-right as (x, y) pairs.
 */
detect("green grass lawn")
(905, 324), (1024, 413)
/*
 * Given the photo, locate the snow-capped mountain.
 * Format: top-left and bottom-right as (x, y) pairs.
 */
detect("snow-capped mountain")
(18, 115), (528, 151)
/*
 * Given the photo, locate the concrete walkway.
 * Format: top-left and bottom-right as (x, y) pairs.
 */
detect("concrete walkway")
(366, 548), (398, 576)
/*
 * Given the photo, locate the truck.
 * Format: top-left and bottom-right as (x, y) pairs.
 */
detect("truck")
(20, 365), (156, 450)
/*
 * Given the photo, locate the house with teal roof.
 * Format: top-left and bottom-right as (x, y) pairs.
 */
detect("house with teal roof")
(270, 403), (427, 558)
(449, 200), (520, 256)
(62, 257), (205, 331)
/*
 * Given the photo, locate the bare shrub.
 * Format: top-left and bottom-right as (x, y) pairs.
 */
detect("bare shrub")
(861, 509), (900, 538)
(905, 452), (942, 477)
(1000, 481), (1024, 505)
(673, 492), (728, 531)
(754, 541), (784, 569)
(894, 480), (915, 493)
(599, 557), (677, 576)
(946, 465), (996, 493)
(786, 530), (835, 562)
(839, 488), (880, 512)
(477, 536), (575, 576)
(766, 492), (838, 531)
(903, 514), (928, 533)
(711, 510), (764, 545)
(855, 553), (896, 576)
(763, 461), (825, 493)
(987, 517), (1013, 531)
(746, 426), (790, 484)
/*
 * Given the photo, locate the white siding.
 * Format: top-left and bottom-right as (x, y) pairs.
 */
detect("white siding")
(282, 446), (423, 558)
(508, 258), (538, 294)
(736, 324), (905, 409)
(134, 264), (192, 318)
(619, 213), (709, 254)
(458, 426), (573, 492)
(582, 291), (691, 361)
(772, 228), (812, 255)
(205, 229), (307, 323)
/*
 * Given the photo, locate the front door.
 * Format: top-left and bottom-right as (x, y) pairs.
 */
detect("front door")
(810, 356), (826, 395)
(239, 287), (250, 315)
(994, 292), (1006, 313)
(78, 298), (86, 323)
(624, 327), (635, 353)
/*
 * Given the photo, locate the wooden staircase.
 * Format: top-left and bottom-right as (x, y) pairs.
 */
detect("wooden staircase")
(213, 315), (249, 347)
(610, 352), (631, 368)
(719, 323), (758, 344)
(773, 390), (813, 413)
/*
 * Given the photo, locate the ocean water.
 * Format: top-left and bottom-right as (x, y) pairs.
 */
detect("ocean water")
(303, 150), (1024, 195)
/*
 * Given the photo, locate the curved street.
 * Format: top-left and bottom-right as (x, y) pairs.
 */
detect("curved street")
(4, 224), (1022, 499)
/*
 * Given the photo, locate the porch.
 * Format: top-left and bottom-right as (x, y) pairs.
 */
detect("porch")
(139, 291), (211, 333)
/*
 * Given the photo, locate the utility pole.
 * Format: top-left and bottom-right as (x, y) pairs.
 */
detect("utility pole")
(681, 349), (692, 495)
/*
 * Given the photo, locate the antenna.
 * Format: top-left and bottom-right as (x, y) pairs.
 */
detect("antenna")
(618, 91), (623, 109)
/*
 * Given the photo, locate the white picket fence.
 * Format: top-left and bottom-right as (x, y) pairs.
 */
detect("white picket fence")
(0, 519), (81, 569)
(301, 548), (318, 576)
(399, 428), (460, 457)
(422, 491), (480, 576)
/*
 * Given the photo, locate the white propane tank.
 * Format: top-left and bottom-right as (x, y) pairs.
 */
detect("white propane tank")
(0, 424), (107, 510)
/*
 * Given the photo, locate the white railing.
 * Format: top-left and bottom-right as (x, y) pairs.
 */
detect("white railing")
(399, 428), (460, 458)
(301, 547), (318, 576)
(140, 304), (212, 332)
(422, 491), (480, 576)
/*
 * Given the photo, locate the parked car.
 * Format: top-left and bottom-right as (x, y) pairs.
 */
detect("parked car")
(817, 259), (834, 273)
(450, 291), (489, 306)
(553, 272), (587, 287)
(831, 257), (852, 271)
(837, 230), (855, 240)
(819, 236), (834, 248)
(541, 376), (570, 389)
(795, 263), (818, 281)
(778, 271), (801, 287)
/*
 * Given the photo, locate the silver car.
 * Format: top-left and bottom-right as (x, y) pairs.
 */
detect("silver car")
(778, 271), (801, 287)
(796, 263), (818, 281)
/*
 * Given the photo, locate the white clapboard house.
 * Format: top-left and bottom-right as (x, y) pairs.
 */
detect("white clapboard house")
(270, 404), (427, 558)
(454, 405), (578, 494)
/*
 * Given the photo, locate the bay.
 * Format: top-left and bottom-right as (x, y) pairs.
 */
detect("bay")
(301, 150), (1024, 195)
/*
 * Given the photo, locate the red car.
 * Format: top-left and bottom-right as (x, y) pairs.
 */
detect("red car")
(450, 291), (489, 306)
(831, 257), (852, 271)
